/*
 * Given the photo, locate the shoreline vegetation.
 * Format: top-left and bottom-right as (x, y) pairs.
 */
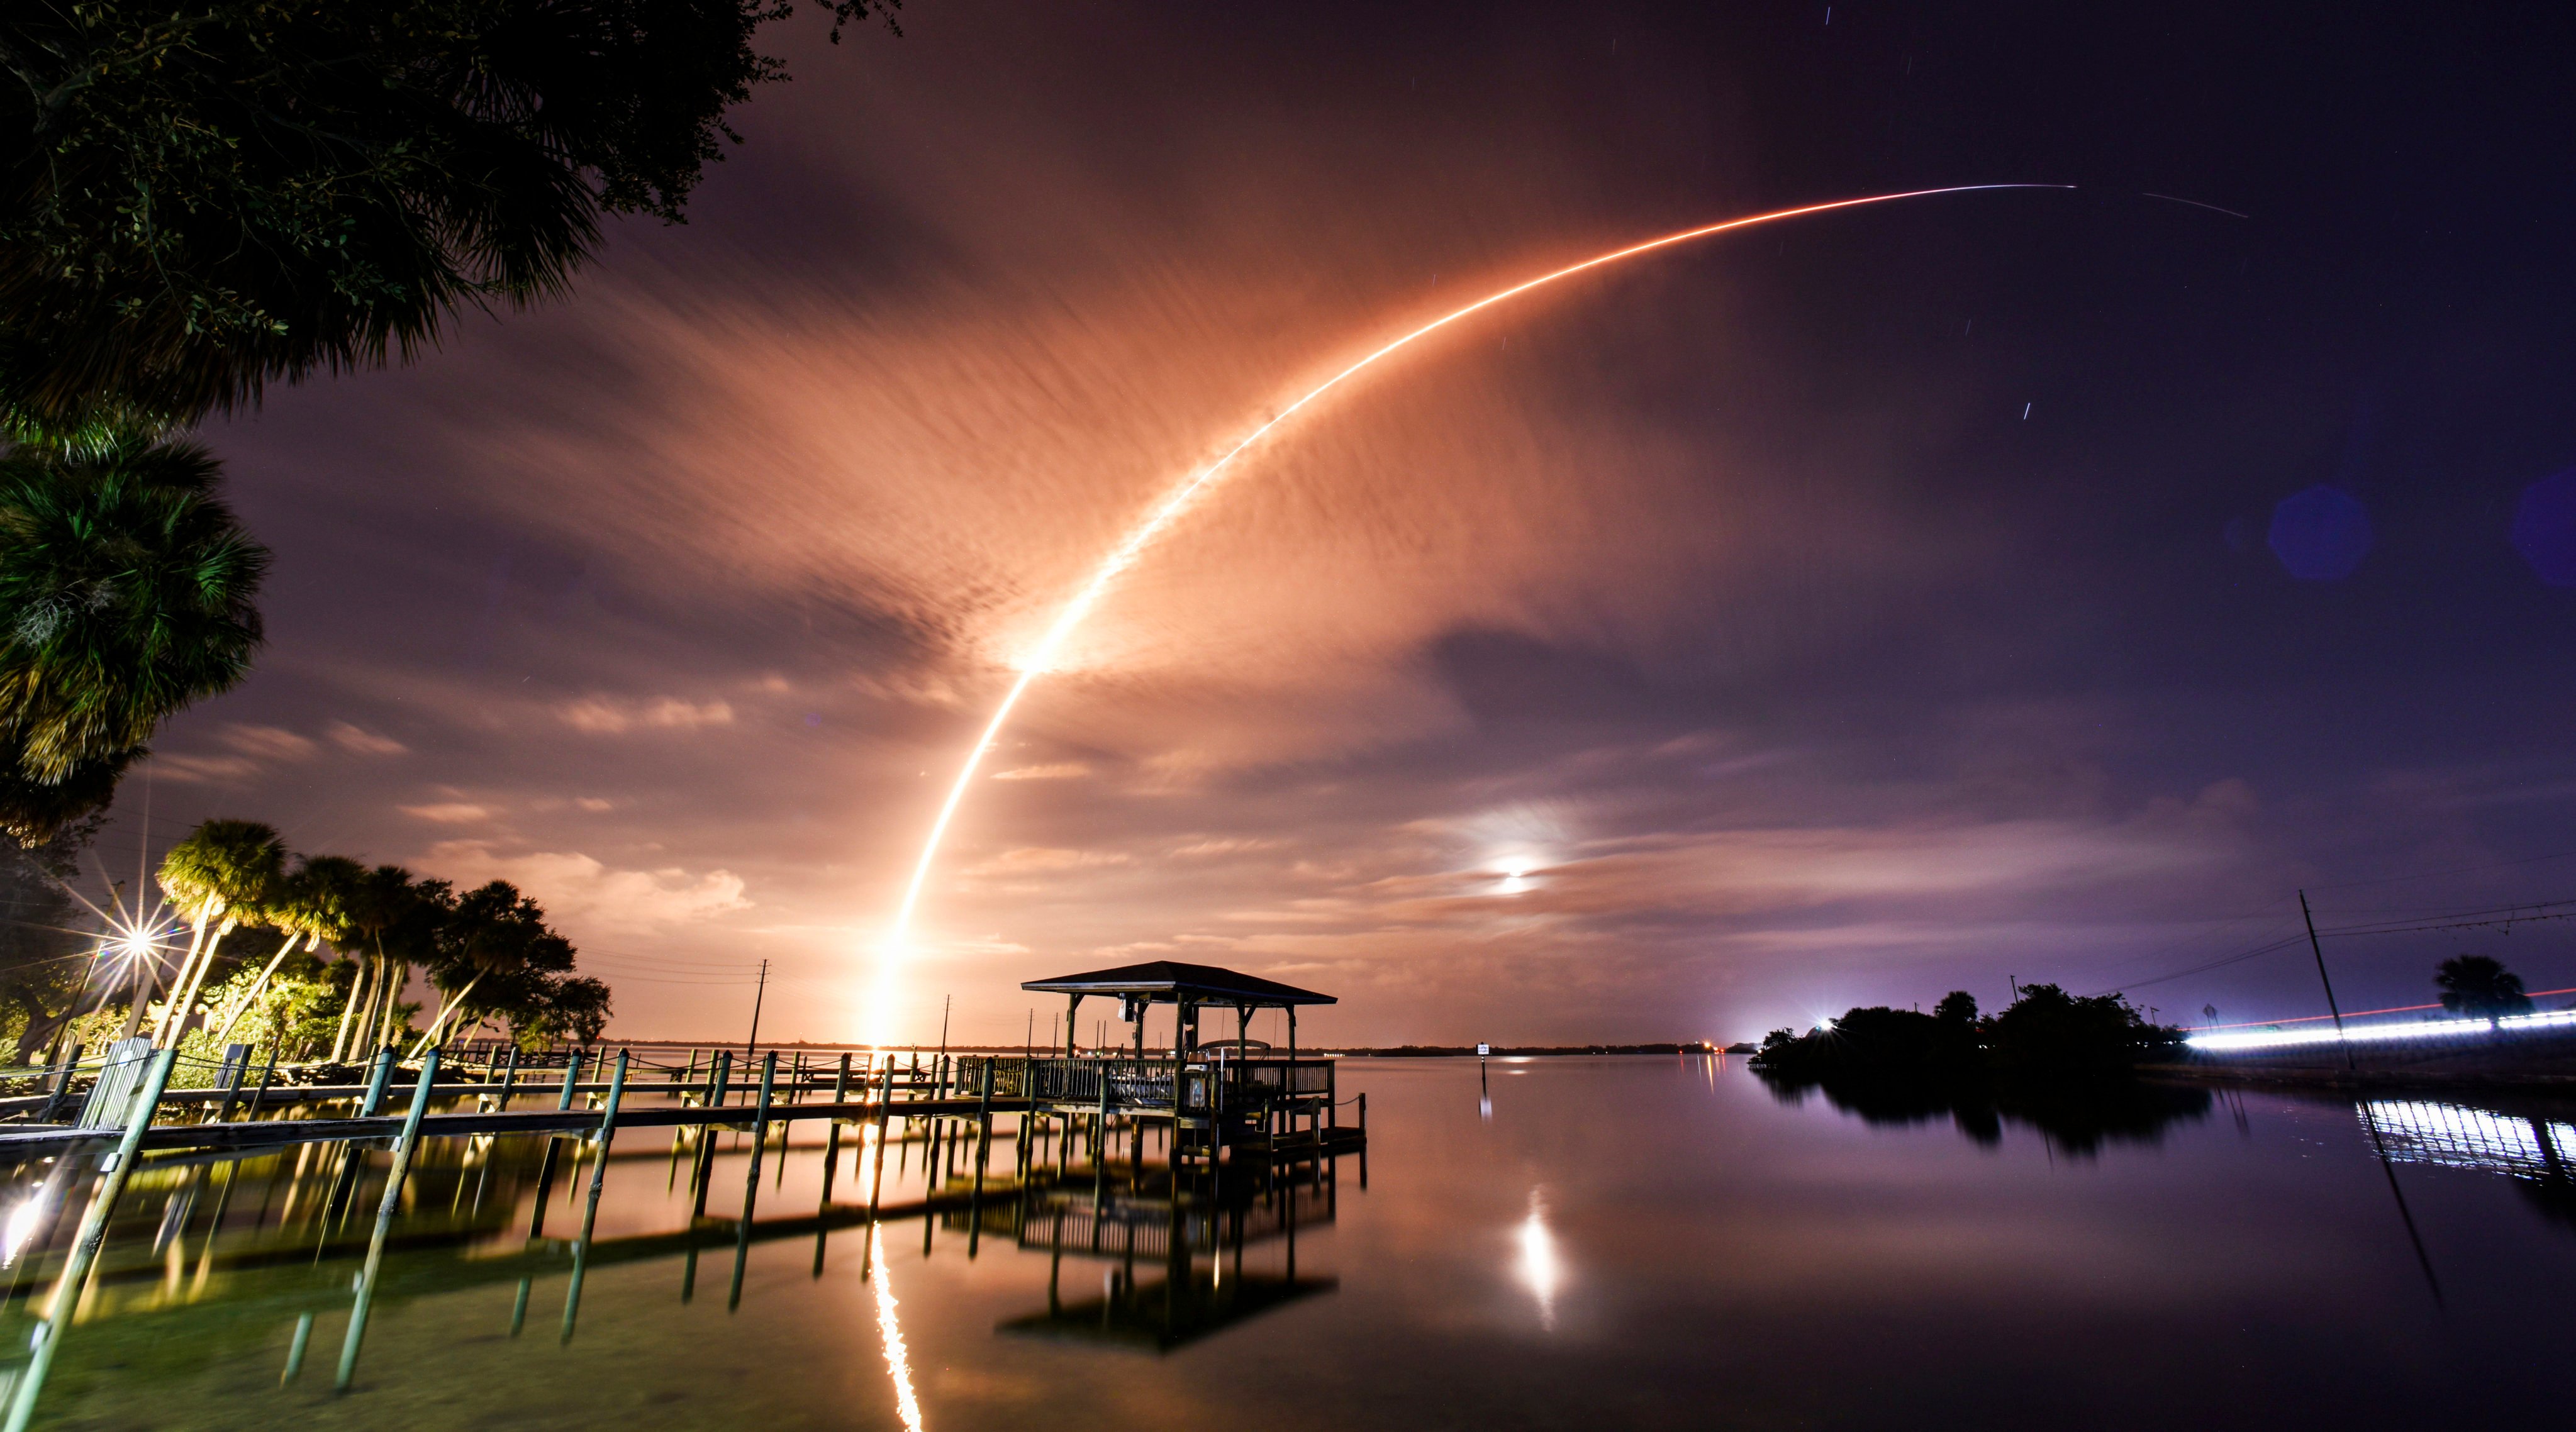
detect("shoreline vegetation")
(1748, 985), (2210, 1154)
(1, 816), (608, 1089)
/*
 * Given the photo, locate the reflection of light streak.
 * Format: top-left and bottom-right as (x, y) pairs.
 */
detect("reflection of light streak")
(2190, 1007), (2576, 1053)
(1517, 1189), (1558, 1331)
(873, 184), (2073, 1007)
(870, 1226), (925, 1432)
(2363, 1099), (2576, 1179)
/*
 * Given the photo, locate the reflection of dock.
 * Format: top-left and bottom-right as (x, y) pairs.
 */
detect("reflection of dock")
(998, 1153), (1342, 1352)
(2362, 1099), (2576, 1180)
(0, 960), (1368, 1420)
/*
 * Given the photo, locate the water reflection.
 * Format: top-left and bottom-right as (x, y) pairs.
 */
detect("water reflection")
(1515, 1188), (1558, 1331)
(1756, 1070), (2216, 1156)
(869, 1227), (924, 1432)
(2364, 1097), (2576, 1230)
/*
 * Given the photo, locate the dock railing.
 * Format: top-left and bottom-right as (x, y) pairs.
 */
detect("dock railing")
(957, 1053), (1334, 1115)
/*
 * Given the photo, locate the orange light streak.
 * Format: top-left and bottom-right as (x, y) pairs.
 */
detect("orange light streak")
(871, 184), (2070, 1021)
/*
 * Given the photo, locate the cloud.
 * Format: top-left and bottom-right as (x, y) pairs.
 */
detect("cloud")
(575, 797), (615, 812)
(963, 846), (1132, 875)
(992, 762), (1090, 780)
(421, 840), (750, 935)
(220, 724), (318, 761)
(556, 696), (736, 735)
(1171, 836), (1283, 857)
(142, 753), (261, 784)
(399, 802), (492, 824)
(328, 721), (408, 756)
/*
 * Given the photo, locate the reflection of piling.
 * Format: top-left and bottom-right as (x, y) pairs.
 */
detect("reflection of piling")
(3, 1048), (176, 1432)
(863, 1056), (893, 1280)
(560, 1049), (630, 1343)
(336, 1050), (440, 1391)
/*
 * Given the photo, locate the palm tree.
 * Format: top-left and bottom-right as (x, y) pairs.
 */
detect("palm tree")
(0, 435), (267, 842)
(205, 853), (362, 1053)
(2436, 955), (2533, 1026)
(1, 2), (894, 430)
(329, 865), (421, 1063)
(148, 819), (284, 1043)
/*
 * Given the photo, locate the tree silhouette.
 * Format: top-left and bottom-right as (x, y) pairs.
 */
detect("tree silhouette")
(2435, 955), (2532, 1024)
(1, 0), (901, 431)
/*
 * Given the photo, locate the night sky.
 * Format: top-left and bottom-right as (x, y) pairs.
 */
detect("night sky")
(112, 1), (2576, 1045)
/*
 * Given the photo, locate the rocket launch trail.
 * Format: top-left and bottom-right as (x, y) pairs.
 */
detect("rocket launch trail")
(868, 182), (2070, 1032)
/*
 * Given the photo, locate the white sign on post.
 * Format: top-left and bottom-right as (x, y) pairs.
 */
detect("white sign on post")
(1476, 1043), (1490, 1057)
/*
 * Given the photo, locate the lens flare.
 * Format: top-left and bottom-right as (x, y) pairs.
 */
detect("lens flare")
(871, 184), (2071, 1015)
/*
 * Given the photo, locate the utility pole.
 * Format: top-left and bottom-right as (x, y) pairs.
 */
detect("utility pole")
(2299, 891), (2356, 1071)
(744, 958), (769, 1059)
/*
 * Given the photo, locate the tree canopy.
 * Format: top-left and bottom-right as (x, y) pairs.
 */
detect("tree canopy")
(1, 0), (901, 431)
(2436, 954), (2532, 1023)
(0, 434), (266, 841)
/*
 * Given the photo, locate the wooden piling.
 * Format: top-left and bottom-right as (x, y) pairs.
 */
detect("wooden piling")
(244, 1045), (278, 1123)
(282, 1311), (314, 1384)
(356, 1047), (396, 1117)
(728, 1052), (778, 1311)
(862, 1055), (893, 1280)
(560, 1049), (630, 1342)
(966, 1061), (995, 1258)
(3, 1048), (176, 1432)
(335, 1049), (442, 1391)
(820, 1053), (852, 1202)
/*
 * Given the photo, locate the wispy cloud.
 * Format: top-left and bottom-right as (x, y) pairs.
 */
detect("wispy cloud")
(328, 721), (408, 756)
(399, 802), (492, 824)
(421, 840), (750, 935)
(992, 762), (1090, 781)
(557, 697), (735, 735)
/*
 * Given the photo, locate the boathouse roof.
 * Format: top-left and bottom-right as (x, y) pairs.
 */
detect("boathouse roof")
(1020, 960), (1335, 1007)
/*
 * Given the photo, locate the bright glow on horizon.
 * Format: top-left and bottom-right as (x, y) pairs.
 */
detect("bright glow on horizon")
(867, 184), (2072, 1036)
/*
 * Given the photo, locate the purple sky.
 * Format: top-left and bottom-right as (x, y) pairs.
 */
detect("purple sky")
(101, 1), (2576, 1045)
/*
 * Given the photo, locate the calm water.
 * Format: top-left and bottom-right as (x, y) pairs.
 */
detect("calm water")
(4, 1056), (2572, 1429)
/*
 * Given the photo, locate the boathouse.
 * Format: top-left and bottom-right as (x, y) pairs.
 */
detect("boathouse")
(1003, 960), (1342, 1158)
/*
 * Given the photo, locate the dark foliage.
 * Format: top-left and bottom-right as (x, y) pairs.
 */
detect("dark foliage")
(0, 434), (265, 840)
(0, 809), (100, 1058)
(1751, 983), (2183, 1084)
(1984, 983), (2183, 1077)
(2436, 954), (2532, 1023)
(1, 0), (900, 430)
